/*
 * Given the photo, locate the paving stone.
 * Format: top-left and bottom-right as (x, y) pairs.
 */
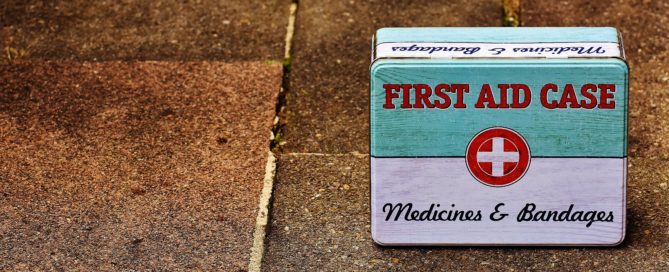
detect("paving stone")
(0, 61), (282, 270)
(0, 0), (290, 61)
(524, 0), (669, 160)
(524, 2), (669, 266)
(262, 155), (669, 271)
(279, 0), (502, 153)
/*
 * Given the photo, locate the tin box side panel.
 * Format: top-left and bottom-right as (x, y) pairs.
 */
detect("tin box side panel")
(375, 27), (620, 44)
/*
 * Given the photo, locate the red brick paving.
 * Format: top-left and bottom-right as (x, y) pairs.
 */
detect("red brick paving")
(0, 61), (282, 270)
(1, 0), (291, 61)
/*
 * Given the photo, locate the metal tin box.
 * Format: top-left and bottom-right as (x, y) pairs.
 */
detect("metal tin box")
(370, 27), (628, 246)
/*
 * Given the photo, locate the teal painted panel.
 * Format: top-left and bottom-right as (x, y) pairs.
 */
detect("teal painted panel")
(376, 27), (620, 44)
(370, 59), (628, 157)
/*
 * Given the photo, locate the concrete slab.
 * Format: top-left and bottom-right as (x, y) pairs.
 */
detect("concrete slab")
(279, 0), (502, 153)
(0, 61), (282, 270)
(0, 0), (291, 61)
(262, 155), (668, 271)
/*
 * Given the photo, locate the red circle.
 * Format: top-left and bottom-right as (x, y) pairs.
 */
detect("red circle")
(466, 127), (531, 187)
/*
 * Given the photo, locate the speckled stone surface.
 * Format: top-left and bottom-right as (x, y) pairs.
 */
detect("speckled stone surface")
(264, 1), (669, 271)
(0, 61), (282, 270)
(0, 0), (290, 61)
(278, 0), (501, 154)
(524, 0), (669, 160)
(524, 0), (669, 268)
(262, 155), (668, 271)
(264, 1), (669, 270)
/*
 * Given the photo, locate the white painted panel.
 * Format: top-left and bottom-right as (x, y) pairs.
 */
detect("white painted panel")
(371, 157), (626, 245)
(375, 42), (622, 59)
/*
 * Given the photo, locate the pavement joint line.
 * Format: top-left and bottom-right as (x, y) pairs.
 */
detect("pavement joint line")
(283, 152), (370, 158)
(284, 2), (298, 61)
(248, 150), (277, 272)
(248, 2), (298, 271)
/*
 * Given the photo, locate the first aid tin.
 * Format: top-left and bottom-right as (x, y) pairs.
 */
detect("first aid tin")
(370, 27), (627, 246)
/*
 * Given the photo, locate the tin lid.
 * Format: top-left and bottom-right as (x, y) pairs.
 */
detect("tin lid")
(372, 27), (625, 61)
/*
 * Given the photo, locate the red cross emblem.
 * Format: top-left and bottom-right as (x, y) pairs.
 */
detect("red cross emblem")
(466, 127), (531, 187)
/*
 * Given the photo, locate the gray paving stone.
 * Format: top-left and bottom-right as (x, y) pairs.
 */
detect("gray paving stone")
(524, 2), (669, 266)
(524, 0), (669, 160)
(279, 0), (502, 153)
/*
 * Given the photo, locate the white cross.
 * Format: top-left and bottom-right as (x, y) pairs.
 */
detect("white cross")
(476, 137), (519, 177)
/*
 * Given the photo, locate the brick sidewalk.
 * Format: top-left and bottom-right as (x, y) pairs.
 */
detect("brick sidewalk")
(2, 0), (668, 271)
